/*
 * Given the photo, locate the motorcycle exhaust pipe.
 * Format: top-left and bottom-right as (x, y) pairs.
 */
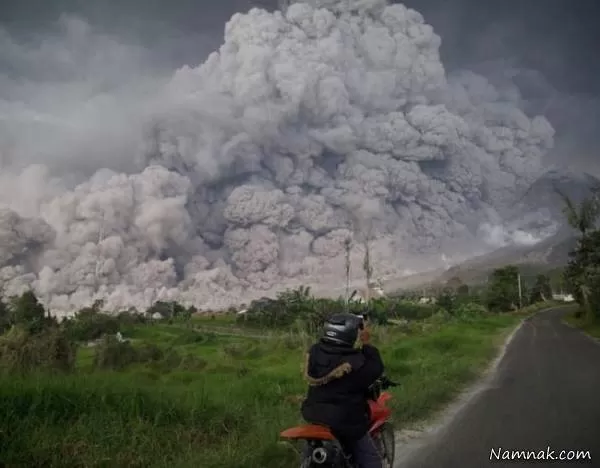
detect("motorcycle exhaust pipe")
(312, 447), (328, 464)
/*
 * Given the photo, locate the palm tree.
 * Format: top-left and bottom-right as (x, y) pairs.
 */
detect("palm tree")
(554, 187), (599, 235)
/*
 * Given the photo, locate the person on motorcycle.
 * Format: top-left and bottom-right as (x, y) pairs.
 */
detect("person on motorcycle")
(301, 312), (384, 468)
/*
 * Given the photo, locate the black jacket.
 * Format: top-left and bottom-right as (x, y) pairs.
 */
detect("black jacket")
(301, 341), (384, 442)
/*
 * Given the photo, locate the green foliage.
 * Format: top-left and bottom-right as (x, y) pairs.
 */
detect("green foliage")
(62, 308), (120, 342)
(237, 287), (445, 333)
(432, 282), (483, 317)
(390, 300), (439, 321)
(0, 325), (76, 374)
(237, 297), (289, 329)
(10, 290), (49, 334)
(0, 298), (10, 334)
(564, 309), (600, 339)
(529, 274), (553, 303)
(365, 298), (390, 325)
(237, 287), (345, 332)
(146, 301), (194, 320)
(445, 276), (470, 297)
(93, 335), (140, 370)
(485, 265), (520, 312)
(555, 186), (600, 235)
(60, 302), (150, 342)
(453, 302), (488, 321)
(0, 291), (75, 374)
(91, 333), (208, 373)
(0, 313), (522, 468)
(136, 343), (165, 362)
(564, 229), (600, 320)
(558, 187), (600, 323)
(436, 288), (456, 314)
(0, 284), (549, 467)
(116, 309), (148, 326)
(168, 329), (216, 347)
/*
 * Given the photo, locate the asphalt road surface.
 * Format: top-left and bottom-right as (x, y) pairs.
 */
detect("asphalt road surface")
(397, 307), (600, 468)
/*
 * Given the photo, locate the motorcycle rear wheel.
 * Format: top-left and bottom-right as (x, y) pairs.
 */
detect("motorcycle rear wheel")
(299, 441), (349, 468)
(375, 422), (395, 468)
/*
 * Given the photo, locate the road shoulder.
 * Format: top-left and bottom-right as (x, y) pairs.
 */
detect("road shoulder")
(393, 309), (550, 467)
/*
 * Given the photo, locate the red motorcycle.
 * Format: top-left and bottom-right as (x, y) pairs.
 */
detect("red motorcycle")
(280, 375), (398, 467)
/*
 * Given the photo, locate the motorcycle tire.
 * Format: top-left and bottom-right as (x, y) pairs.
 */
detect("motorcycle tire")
(376, 422), (395, 468)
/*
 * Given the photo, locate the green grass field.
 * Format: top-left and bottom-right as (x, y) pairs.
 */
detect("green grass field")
(0, 312), (528, 468)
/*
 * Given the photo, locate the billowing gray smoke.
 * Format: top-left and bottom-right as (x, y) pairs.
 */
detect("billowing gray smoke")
(0, 0), (555, 313)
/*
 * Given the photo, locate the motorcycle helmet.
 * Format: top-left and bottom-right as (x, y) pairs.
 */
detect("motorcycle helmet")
(320, 313), (364, 347)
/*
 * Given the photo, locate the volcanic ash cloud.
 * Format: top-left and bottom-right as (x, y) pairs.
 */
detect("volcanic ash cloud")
(0, 0), (555, 313)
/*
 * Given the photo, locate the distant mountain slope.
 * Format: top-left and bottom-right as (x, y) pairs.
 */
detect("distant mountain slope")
(437, 230), (577, 284)
(382, 169), (597, 294)
(505, 169), (600, 233)
(383, 229), (579, 293)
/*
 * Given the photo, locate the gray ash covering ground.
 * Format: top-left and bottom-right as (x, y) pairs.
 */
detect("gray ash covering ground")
(0, 0), (565, 313)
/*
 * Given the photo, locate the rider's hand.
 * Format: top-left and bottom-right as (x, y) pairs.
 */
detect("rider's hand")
(359, 327), (370, 344)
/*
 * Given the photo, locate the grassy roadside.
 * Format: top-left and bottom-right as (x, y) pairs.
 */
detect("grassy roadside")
(1, 312), (529, 468)
(563, 309), (600, 340)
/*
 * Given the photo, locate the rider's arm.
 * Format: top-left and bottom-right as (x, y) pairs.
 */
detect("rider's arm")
(351, 344), (384, 391)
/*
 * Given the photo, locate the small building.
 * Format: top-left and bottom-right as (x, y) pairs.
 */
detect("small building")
(418, 297), (437, 305)
(552, 293), (575, 303)
(350, 285), (386, 303)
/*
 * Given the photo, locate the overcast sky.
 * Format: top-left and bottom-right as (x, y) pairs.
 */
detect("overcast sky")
(0, 0), (598, 308)
(2, 0), (599, 94)
(1, 0), (599, 171)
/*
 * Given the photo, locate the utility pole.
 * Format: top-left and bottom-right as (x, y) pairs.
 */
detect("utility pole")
(95, 216), (105, 287)
(344, 237), (352, 313)
(517, 272), (523, 309)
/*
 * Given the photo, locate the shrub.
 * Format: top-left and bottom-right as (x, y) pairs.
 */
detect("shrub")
(390, 301), (438, 321)
(0, 325), (76, 374)
(93, 336), (139, 370)
(62, 309), (120, 342)
(146, 301), (195, 320)
(454, 302), (488, 321)
(236, 286), (452, 333)
(427, 309), (454, 325)
(116, 310), (148, 326)
(0, 298), (11, 334)
(237, 297), (292, 329)
(137, 343), (165, 362)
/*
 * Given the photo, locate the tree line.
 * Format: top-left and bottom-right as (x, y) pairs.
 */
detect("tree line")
(559, 187), (600, 322)
(0, 184), (597, 374)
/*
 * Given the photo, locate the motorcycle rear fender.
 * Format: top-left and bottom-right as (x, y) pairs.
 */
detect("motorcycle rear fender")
(368, 391), (392, 433)
(377, 392), (393, 404)
(281, 392), (393, 441)
(280, 424), (335, 441)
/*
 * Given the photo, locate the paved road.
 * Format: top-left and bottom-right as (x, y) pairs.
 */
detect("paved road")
(397, 308), (600, 467)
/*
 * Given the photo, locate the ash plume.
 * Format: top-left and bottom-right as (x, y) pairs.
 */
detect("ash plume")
(0, 0), (555, 313)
